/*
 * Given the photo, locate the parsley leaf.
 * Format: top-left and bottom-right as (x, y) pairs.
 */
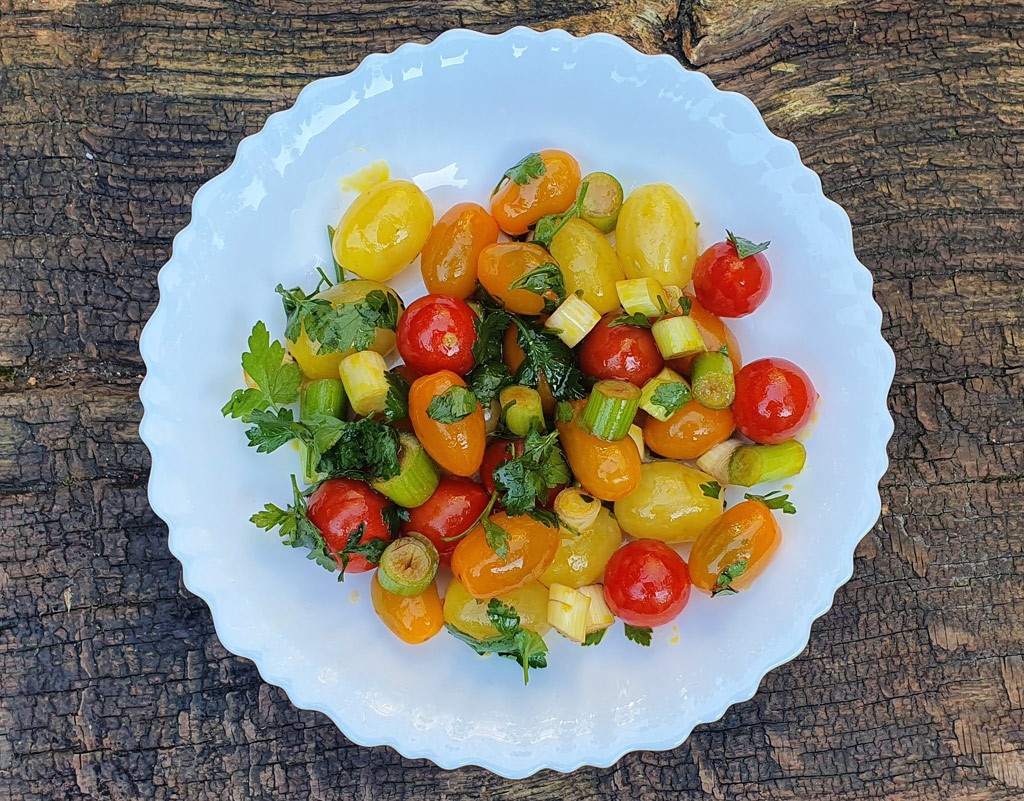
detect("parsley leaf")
(719, 344), (730, 356)
(445, 599), (549, 684)
(493, 429), (570, 517)
(650, 382), (692, 418)
(222, 321), (302, 418)
(512, 317), (586, 401)
(313, 416), (402, 482)
(700, 480), (723, 499)
(492, 152), (546, 196)
(427, 386), (478, 424)
(727, 230), (770, 260)
(609, 311), (652, 329)
(482, 515), (511, 559)
(468, 362), (511, 407)
(337, 522), (388, 580)
(531, 180), (589, 249)
(250, 475), (336, 572)
(473, 307), (512, 364)
(276, 285), (399, 355)
(712, 559), (748, 597)
(555, 401), (574, 423)
(508, 262), (566, 314)
(383, 371), (410, 422)
(583, 628), (607, 646)
(381, 505), (409, 539)
(744, 490), (797, 514)
(624, 624), (653, 646)
(244, 407), (312, 453)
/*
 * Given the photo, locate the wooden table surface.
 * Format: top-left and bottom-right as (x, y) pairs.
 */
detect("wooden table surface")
(2, 1), (1022, 798)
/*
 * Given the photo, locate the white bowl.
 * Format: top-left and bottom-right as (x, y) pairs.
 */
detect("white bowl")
(139, 27), (895, 778)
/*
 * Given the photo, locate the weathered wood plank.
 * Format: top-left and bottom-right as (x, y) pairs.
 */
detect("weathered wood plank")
(1, 0), (1022, 798)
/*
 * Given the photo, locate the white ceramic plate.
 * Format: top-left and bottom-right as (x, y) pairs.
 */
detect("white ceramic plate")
(139, 27), (895, 778)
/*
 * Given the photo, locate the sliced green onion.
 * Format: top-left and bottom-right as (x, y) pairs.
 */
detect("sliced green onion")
(651, 315), (705, 359)
(376, 532), (439, 597)
(580, 379), (641, 441)
(553, 487), (601, 531)
(339, 350), (389, 416)
(299, 379), (347, 484)
(615, 278), (668, 317)
(371, 432), (440, 507)
(499, 385), (545, 436)
(544, 294), (601, 347)
(639, 367), (691, 422)
(579, 172), (623, 234)
(691, 351), (735, 410)
(577, 585), (615, 633)
(730, 440), (806, 486)
(626, 424), (645, 461)
(547, 583), (591, 643)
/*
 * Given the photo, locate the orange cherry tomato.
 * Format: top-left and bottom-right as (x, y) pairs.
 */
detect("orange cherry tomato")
(502, 324), (556, 415)
(420, 203), (500, 299)
(556, 401), (642, 502)
(370, 574), (444, 643)
(668, 294), (743, 376)
(643, 399), (735, 460)
(490, 149), (581, 235)
(689, 500), (782, 595)
(408, 371), (486, 477)
(478, 242), (558, 315)
(451, 512), (560, 599)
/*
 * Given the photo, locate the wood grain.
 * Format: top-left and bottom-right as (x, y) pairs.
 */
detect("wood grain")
(1, 0), (1022, 798)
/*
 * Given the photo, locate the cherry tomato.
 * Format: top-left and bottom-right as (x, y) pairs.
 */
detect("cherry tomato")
(420, 203), (500, 299)
(371, 574), (444, 644)
(689, 499), (781, 595)
(693, 238), (772, 318)
(603, 540), (691, 627)
(479, 438), (561, 506)
(733, 358), (817, 445)
(402, 476), (490, 562)
(478, 242), (559, 316)
(451, 512), (560, 599)
(408, 371), (486, 476)
(396, 294), (478, 376)
(556, 401), (642, 502)
(643, 399), (735, 460)
(306, 478), (393, 573)
(491, 149), (581, 235)
(578, 314), (664, 387)
(502, 324), (556, 415)
(667, 294), (742, 376)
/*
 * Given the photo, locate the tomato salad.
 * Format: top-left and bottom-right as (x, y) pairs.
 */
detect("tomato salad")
(222, 151), (817, 683)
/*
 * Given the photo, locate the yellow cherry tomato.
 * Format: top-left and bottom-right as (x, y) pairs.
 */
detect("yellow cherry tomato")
(556, 401), (641, 502)
(370, 574), (444, 644)
(451, 512), (559, 599)
(286, 279), (402, 380)
(614, 461), (724, 543)
(616, 184), (699, 287)
(443, 579), (551, 639)
(689, 499), (782, 595)
(549, 217), (625, 315)
(333, 180), (433, 281)
(539, 508), (622, 588)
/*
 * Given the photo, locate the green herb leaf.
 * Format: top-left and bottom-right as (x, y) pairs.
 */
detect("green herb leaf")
(512, 317), (586, 401)
(745, 490), (797, 514)
(508, 262), (566, 313)
(582, 628), (607, 646)
(337, 522), (388, 580)
(313, 416), (402, 482)
(718, 344), (730, 356)
(221, 388), (269, 420)
(381, 505), (410, 539)
(712, 559), (748, 597)
(482, 516), (511, 559)
(383, 371), (410, 422)
(327, 224), (345, 283)
(250, 475), (336, 572)
(650, 382), (692, 417)
(427, 385), (479, 424)
(531, 180), (589, 249)
(468, 362), (512, 407)
(555, 401), (574, 423)
(700, 480), (723, 499)
(624, 624), (653, 646)
(277, 285), (399, 355)
(727, 230), (770, 260)
(243, 407), (311, 453)
(492, 152), (547, 196)
(493, 429), (571, 517)
(608, 311), (652, 329)
(445, 599), (549, 684)
(677, 295), (693, 316)
(472, 308), (512, 364)
(222, 321), (302, 418)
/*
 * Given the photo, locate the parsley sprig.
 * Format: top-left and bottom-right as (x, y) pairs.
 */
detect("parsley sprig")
(427, 385), (478, 424)
(745, 490), (797, 514)
(508, 262), (566, 314)
(650, 382), (692, 418)
(700, 480), (723, 499)
(624, 624), (653, 646)
(511, 316), (586, 401)
(277, 284), (399, 355)
(446, 599), (549, 684)
(250, 475), (337, 572)
(727, 230), (770, 260)
(492, 152), (547, 196)
(532, 180), (590, 248)
(492, 429), (571, 520)
(222, 321), (302, 419)
(712, 560), (748, 597)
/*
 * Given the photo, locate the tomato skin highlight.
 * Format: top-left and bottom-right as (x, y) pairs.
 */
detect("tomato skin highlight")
(397, 294), (478, 376)
(451, 512), (560, 599)
(408, 371), (486, 477)
(733, 358), (817, 445)
(578, 314), (664, 387)
(306, 478), (393, 573)
(371, 574), (444, 644)
(689, 500), (781, 594)
(603, 540), (691, 627)
(420, 203), (499, 299)
(693, 240), (772, 318)
(643, 399), (735, 460)
(491, 150), (581, 235)
(402, 476), (490, 563)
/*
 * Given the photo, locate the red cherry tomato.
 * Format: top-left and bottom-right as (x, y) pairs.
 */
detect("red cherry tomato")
(402, 476), (490, 563)
(733, 357), (817, 444)
(692, 238), (772, 318)
(306, 478), (393, 573)
(480, 439), (561, 506)
(396, 294), (478, 376)
(578, 314), (664, 387)
(603, 540), (691, 627)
